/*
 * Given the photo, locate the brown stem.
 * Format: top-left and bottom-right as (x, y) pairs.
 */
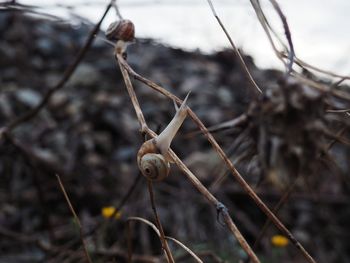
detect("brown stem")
(147, 181), (175, 263)
(118, 56), (315, 263)
(56, 175), (93, 263)
(206, 0), (262, 94)
(115, 53), (260, 263)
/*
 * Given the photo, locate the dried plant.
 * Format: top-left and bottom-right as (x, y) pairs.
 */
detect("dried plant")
(0, 1), (349, 262)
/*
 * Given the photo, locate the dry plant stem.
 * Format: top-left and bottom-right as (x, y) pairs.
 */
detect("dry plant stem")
(292, 73), (350, 103)
(4, 1), (113, 132)
(118, 56), (316, 263)
(127, 217), (204, 263)
(326, 126), (347, 150)
(167, 149), (260, 263)
(116, 54), (148, 133)
(290, 55), (350, 80)
(56, 175), (93, 263)
(250, 0), (289, 70)
(251, 125), (348, 254)
(115, 53), (260, 263)
(111, 0), (123, 19)
(251, 0), (350, 82)
(206, 0), (262, 94)
(147, 181), (175, 263)
(188, 113), (248, 137)
(331, 78), (346, 89)
(127, 217), (168, 262)
(269, 0), (294, 73)
(252, 176), (300, 251)
(166, 237), (203, 263)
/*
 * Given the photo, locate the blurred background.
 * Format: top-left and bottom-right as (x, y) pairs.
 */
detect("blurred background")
(1, 1), (350, 262)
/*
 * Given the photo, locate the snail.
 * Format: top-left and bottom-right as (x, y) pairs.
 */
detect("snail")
(137, 93), (190, 181)
(106, 19), (135, 54)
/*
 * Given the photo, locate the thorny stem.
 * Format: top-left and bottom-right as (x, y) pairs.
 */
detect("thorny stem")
(117, 55), (316, 263)
(115, 53), (260, 263)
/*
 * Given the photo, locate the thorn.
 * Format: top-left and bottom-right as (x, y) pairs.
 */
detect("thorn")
(173, 99), (179, 111)
(173, 91), (191, 112)
(182, 91), (191, 106)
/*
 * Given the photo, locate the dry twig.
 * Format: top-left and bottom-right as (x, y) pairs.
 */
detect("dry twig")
(206, 0), (262, 94)
(127, 217), (203, 263)
(268, 0), (295, 73)
(147, 181), (175, 263)
(115, 52), (260, 263)
(117, 53), (315, 263)
(56, 175), (93, 263)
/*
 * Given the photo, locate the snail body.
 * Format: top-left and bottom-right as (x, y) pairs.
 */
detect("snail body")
(137, 93), (190, 181)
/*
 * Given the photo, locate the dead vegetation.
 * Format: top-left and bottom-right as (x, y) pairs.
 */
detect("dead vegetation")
(0, 1), (350, 262)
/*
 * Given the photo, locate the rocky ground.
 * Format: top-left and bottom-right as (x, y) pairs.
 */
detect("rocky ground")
(0, 9), (349, 263)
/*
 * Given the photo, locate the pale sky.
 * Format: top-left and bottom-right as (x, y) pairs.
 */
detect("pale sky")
(16, 0), (350, 76)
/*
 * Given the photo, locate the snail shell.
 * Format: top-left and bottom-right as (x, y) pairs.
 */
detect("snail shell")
(137, 139), (170, 181)
(137, 92), (190, 181)
(106, 19), (135, 42)
(139, 153), (170, 181)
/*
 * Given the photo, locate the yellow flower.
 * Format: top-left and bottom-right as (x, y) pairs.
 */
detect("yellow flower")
(271, 235), (289, 247)
(102, 206), (122, 220)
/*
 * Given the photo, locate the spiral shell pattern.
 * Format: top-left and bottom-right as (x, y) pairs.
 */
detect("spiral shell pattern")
(139, 153), (170, 181)
(106, 19), (135, 42)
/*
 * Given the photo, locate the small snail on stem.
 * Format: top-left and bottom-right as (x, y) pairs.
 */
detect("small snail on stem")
(137, 93), (190, 181)
(106, 19), (135, 54)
